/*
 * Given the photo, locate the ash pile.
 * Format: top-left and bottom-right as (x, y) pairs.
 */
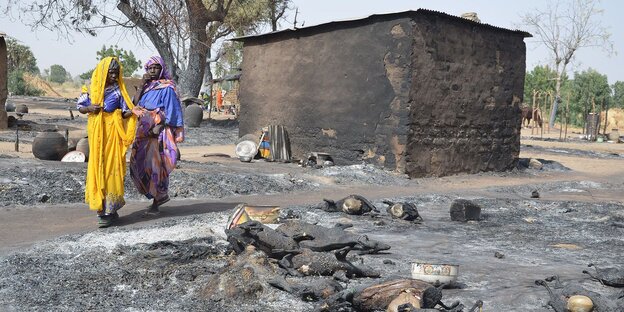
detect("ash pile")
(1, 194), (624, 311)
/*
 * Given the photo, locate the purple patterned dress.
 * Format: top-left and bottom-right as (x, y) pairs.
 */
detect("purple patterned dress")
(129, 79), (184, 203)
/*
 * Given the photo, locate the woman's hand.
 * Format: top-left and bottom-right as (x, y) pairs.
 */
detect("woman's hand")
(87, 105), (101, 114)
(132, 106), (146, 117)
(141, 73), (152, 87)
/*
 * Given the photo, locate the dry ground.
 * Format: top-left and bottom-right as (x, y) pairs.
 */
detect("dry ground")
(0, 97), (623, 311)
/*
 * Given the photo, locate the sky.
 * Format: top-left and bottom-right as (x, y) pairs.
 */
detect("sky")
(0, 0), (622, 84)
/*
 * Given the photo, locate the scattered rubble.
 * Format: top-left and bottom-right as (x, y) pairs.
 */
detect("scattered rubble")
(2, 193), (623, 311)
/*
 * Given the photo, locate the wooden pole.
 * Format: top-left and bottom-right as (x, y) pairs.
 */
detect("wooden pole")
(208, 84), (213, 121)
(564, 93), (569, 141)
(591, 97), (599, 140)
(540, 92), (546, 138)
(559, 103), (564, 141)
(546, 91), (552, 133)
(532, 90), (538, 135)
(602, 98), (608, 136)
(14, 127), (18, 152)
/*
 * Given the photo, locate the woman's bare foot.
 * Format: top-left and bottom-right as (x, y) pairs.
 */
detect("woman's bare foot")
(143, 206), (160, 216)
(143, 200), (160, 216)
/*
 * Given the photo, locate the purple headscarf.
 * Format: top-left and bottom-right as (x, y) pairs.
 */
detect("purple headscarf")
(143, 55), (175, 93)
(144, 55), (171, 80)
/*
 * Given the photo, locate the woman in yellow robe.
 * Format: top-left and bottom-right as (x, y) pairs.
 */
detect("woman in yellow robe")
(76, 57), (137, 227)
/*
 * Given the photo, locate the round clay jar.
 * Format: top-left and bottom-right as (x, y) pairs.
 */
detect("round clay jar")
(184, 103), (203, 128)
(32, 130), (68, 160)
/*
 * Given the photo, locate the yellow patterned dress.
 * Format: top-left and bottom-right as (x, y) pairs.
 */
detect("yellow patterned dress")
(79, 57), (137, 216)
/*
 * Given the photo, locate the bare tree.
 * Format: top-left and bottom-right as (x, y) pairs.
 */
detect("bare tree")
(522, 0), (614, 128)
(267, 0), (290, 31)
(4, 0), (292, 97)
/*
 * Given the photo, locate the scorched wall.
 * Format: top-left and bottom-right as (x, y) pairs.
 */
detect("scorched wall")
(237, 10), (528, 178)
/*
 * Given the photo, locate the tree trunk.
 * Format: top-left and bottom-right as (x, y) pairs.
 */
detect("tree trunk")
(201, 46), (214, 94)
(117, 0), (177, 81)
(549, 76), (562, 128)
(176, 0), (211, 97)
(270, 0), (278, 31)
(118, 0), (212, 98)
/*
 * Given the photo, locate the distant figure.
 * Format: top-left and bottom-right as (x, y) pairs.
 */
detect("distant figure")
(200, 91), (210, 110)
(521, 106), (543, 128)
(129, 55), (184, 216)
(216, 88), (223, 112)
(76, 57), (138, 228)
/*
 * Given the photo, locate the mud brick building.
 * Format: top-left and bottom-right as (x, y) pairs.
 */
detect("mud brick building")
(0, 31), (7, 129)
(236, 9), (530, 177)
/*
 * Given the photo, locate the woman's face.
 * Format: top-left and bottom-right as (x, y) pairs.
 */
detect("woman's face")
(147, 64), (163, 80)
(106, 67), (119, 86)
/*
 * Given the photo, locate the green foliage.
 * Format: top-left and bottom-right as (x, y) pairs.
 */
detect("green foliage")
(8, 70), (44, 96)
(612, 81), (624, 109)
(222, 0), (269, 33)
(49, 64), (68, 84)
(6, 38), (40, 74)
(79, 70), (93, 80)
(523, 65), (567, 104)
(80, 45), (141, 78)
(5, 38), (43, 95)
(568, 68), (611, 126)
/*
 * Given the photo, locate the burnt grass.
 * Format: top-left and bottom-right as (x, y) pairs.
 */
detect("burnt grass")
(1, 110), (624, 311)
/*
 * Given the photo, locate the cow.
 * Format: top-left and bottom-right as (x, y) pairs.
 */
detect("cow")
(521, 106), (543, 128)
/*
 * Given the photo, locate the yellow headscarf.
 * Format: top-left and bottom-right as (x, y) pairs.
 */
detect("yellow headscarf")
(89, 56), (137, 145)
(85, 56), (137, 211)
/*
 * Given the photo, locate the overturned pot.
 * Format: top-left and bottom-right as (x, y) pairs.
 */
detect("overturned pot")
(75, 137), (89, 160)
(5, 101), (15, 112)
(15, 104), (28, 115)
(32, 130), (68, 161)
(184, 103), (203, 128)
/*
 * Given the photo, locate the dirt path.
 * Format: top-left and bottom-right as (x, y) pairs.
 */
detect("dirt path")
(1, 105), (624, 311)
(2, 139), (623, 255)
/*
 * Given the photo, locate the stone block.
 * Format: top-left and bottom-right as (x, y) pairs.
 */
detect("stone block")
(450, 199), (481, 222)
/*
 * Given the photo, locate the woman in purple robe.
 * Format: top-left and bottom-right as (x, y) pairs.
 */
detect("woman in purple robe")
(129, 56), (184, 214)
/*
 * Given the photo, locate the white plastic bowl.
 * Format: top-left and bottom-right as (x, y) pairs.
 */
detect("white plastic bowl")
(411, 262), (459, 285)
(235, 140), (258, 158)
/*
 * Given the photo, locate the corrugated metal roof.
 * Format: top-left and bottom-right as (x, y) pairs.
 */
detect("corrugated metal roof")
(232, 9), (531, 41)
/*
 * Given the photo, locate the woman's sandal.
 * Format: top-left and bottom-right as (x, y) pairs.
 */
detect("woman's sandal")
(98, 212), (119, 227)
(142, 196), (169, 217)
(155, 195), (170, 207)
(98, 215), (114, 228)
(143, 207), (160, 216)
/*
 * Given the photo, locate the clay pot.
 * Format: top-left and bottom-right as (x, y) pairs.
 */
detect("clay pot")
(15, 104), (28, 114)
(67, 138), (80, 151)
(5, 101), (15, 112)
(184, 103), (203, 128)
(608, 129), (620, 142)
(76, 137), (89, 160)
(32, 130), (68, 161)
